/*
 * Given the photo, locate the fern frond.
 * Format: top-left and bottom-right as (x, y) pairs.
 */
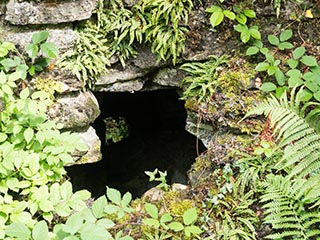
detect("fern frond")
(260, 174), (320, 239)
(245, 88), (320, 178)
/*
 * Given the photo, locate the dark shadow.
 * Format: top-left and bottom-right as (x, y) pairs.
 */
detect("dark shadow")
(66, 89), (205, 198)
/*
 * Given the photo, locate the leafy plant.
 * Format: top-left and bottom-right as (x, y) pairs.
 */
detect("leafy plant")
(206, 4), (260, 43)
(134, 0), (193, 64)
(143, 203), (202, 239)
(243, 88), (320, 238)
(145, 168), (169, 191)
(180, 55), (228, 103)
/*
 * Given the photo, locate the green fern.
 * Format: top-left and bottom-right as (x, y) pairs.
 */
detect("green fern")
(180, 55), (229, 103)
(260, 174), (320, 239)
(245, 88), (320, 179)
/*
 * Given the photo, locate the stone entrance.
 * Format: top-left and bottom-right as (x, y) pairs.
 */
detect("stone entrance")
(66, 89), (204, 197)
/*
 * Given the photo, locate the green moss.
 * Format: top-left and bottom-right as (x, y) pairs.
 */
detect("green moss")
(34, 77), (63, 99)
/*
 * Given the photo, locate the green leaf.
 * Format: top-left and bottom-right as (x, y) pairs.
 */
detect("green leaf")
(279, 29), (292, 41)
(63, 213), (83, 235)
(205, 5), (222, 13)
(268, 35), (279, 46)
(60, 181), (73, 200)
(278, 42), (294, 50)
(40, 42), (59, 58)
(32, 31), (49, 44)
(313, 91), (320, 101)
(293, 46), (306, 60)
(297, 89), (312, 102)
(209, 11), (224, 27)
(5, 222), (31, 239)
(25, 44), (38, 58)
(275, 68), (286, 85)
(106, 187), (121, 205)
(243, 9), (256, 18)
(24, 127), (34, 143)
(144, 203), (158, 219)
(183, 208), (198, 225)
(39, 199), (54, 212)
(19, 87), (30, 100)
(168, 222), (184, 232)
(287, 59), (298, 69)
(236, 13), (247, 24)
(92, 196), (108, 219)
(249, 28), (261, 40)
(255, 62), (270, 71)
(288, 77), (303, 87)
(2, 84), (13, 95)
(240, 29), (251, 43)
(246, 46), (259, 56)
(160, 213), (172, 223)
(121, 192), (132, 207)
(143, 218), (160, 228)
(260, 82), (277, 92)
(0, 133), (8, 143)
(300, 55), (318, 67)
(286, 69), (302, 78)
(32, 221), (49, 240)
(223, 10), (236, 20)
(184, 225), (203, 237)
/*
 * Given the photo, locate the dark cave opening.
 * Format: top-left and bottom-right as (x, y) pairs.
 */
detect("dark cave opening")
(66, 89), (205, 198)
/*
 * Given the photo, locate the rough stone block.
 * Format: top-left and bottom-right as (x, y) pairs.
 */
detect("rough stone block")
(48, 91), (100, 129)
(5, 0), (97, 25)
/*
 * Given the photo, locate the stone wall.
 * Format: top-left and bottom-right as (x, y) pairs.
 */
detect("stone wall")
(1, 0), (319, 165)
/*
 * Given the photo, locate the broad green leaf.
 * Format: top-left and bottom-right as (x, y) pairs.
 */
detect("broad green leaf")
(275, 68), (286, 85)
(63, 213), (83, 235)
(240, 29), (251, 43)
(0, 133), (7, 143)
(184, 225), (202, 237)
(160, 213), (172, 223)
(246, 46), (259, 56)
(39, 199), (54, 212)
(96, 219), (115, 229)
(288, 77), (303, 87)
(72, 189), (91, 200)
(255, 62), (270, 71)
(9, 71), (22, 81)
(313, 91), (320, 101)
(260, 82), (277, 92)
(19, 87), (30, 99)
(223, 10), (236, 20)
(278, 42), (294, 50)
(286, 69), (302, 78)
(106, 187), (121, 205)
(297, 89), (312, 102)
(104, 204), (119, 214)
(121, 192), (132, 207)
(243, 9), (256, 18)
(80, 223), (109, 240)
(5, 222), (31, 239)
(168, 222), (184, 232)
(305, 78), (319, 93)
(32, 221), (49, 240)
(32, 31), (49, 44)
(92, 196), (108, 218)
(249, 28), (261, 40)
(60, 181), (73, 200)
(287, 59), (298, 69)
(209, 11), (224, 27)
(300, 55), (318, 67)
(183, 208), (198, 225)
(143, 218), (160, 228)
(0, 71), (6, 84)
(268, 35), (279, 46)
(279, 29), (292, 41)
(2, 84), (13, 95)
(2, 42), (15, 51)
(40, 42), (59, 58)
(144, 203), (158, 219)
(293, 46), (306, 60)
(205, 5), (222, 13)
(24, 127), (34, 143)
(236, 13), (247, 24)
(25, 44), (38, 58)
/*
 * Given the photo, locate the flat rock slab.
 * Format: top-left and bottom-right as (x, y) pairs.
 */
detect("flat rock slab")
(5, 0), (97, 25)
